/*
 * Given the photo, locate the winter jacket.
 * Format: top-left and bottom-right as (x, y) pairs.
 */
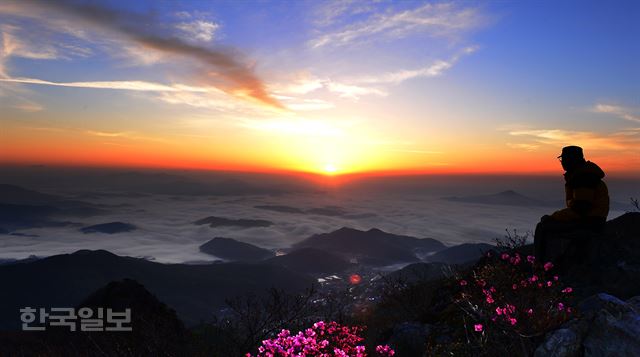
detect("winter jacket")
(550, 160), (609, 223)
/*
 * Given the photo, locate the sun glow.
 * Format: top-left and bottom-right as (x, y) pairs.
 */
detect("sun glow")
(323, 163), (338, 174)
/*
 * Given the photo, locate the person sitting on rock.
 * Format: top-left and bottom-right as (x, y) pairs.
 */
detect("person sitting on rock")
(534, 146), (610, 263)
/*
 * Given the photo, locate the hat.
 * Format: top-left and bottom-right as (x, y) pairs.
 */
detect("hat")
(558, 146), (584, 159)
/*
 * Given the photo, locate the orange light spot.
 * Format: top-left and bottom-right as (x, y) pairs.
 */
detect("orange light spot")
(349, 274), (362, 285)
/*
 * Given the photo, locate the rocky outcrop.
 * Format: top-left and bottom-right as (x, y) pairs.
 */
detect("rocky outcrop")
(535, 293), (640, 357)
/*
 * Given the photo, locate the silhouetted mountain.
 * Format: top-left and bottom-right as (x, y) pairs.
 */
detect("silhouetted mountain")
(97, 172), (286, 196)
(0, 184), (60, 205)
(0, 250), (314, 329)
(0, 279), (189, 357)
(385, 262), (450, 284)
(264, 248), (353, 275)
(81, 222), (137, 234)
(426, 243), (495, 264)
(0, 203), (75, 231)
(194, 216), (273, 228)
(294, 227), (445, 265)
(0, 184), (104, 231)
(254, 205), (304, 213)
(443, 190), (554, 207)
(199, 237), (275, 261)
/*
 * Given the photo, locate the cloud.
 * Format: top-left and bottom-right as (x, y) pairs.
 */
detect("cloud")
(13, 101), (43, 112)
(0, 77), (210, 92)
(309, 2), (486, 49)
(313, 0), (376, 27)
(176, 20), (220, 42)
(325, 81), (387, 99)
(239, 118), (346, 137)
(506, 143), (539, 151)
(591, 103), (640, 123)
(2, 0), (283, 109)
(509, 129), (640, 151)
(353, 46), (478, 85)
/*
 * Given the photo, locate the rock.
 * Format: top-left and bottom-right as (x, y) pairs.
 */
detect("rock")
(387, 322), (431, 357)
(538, 294), (640, 357)
(534, 328), (582, 357)
(582, 294), (640, 356)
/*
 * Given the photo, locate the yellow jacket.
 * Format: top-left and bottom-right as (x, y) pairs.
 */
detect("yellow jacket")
(550, 161), (609, 222)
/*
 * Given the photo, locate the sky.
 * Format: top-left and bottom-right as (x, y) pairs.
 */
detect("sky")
(0, 0), (639, 176)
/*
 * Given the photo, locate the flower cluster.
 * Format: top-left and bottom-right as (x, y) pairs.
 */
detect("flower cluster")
(247, 321), (395, 357)
(456, 251), (575, 340)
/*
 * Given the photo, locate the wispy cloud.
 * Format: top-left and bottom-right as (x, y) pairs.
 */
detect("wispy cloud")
(239, 117), (346, 137)
(325, 81), (387, 99)
(591, 103), (640, 123)
(176, 20), (220, 42)
(313, 0), (376, 27)
(509, 129), (640, 151)
(1, 0), (283, 109)
(309, 2), (486, 49)
(353, 46), (478, 84)
(0, 77), (209, 92)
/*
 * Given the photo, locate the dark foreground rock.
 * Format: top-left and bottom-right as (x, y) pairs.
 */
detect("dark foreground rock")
(535, 293), (640, 357)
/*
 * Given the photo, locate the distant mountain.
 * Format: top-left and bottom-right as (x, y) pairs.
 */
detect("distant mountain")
(99, 172), (286, 196)
(254, 205), (304, 214)
(0, 250), (314, 329)
(385, 262), (450, 284)
(0, 184), (104, 231)
(199, 237), (275, 261)
(426, 243), (495, 265)
(0, 203), (75, 231)
(194, 216), (273, 228)
(0, 184), (60, 205)
(81, 222), (137, 234)
(264, 248), (353, 275)
(443, 190), (554, 207)
(294, 227), (446, 265)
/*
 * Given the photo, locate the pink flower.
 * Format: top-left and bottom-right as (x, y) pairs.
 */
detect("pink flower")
(376, 345), (395, 356)
(546, 281), (553, 287)
(527, 255), (535, 263)
(512, 284), (518, 290)
(495, 307), (504, 315)
(501, 253), (510, 260)
(477, 279), (486, 287)
(567, 307), (573, 313)
(489, 286), (496, 293)
(459, 280), (467, 286)
(558, 302), (565, 311)
(508, 317), (517, 325)
(526, 308), (533, 315)
(544, 262), (554, 271)
(474, 324), (483, 332)
(562, 287), (573, 293)
(529, 275), (538, 282)
(553, 275), (559, 281)
(486, 296), (495, 304)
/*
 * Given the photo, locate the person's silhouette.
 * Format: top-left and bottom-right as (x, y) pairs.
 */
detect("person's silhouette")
(534, 146), (610, 263)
